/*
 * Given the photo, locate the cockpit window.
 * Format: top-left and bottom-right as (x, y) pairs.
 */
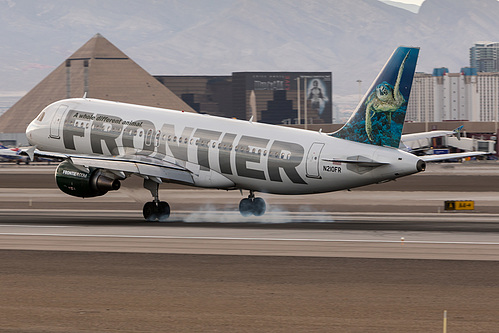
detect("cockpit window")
(37, 112), (45, 122)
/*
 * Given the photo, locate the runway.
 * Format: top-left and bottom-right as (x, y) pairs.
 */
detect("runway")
(1, 163), (498, 332)
(0, 213), (498, 260)
(1, 163), (499, 259)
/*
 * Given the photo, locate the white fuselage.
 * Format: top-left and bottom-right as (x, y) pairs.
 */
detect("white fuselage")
(26, 98), (423, 194)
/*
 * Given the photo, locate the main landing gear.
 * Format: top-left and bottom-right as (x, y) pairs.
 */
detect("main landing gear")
(143, 179), (170, 222)
(239, 190), (266, 217)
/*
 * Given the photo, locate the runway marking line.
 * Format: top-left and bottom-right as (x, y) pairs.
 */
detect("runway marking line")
(0, 232), (498, 246)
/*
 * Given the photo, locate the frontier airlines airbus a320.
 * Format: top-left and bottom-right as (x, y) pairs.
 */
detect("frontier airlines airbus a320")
(26, 46), (443, 221)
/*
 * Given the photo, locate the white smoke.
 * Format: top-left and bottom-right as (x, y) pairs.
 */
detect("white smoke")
(180, 204), (335, 223)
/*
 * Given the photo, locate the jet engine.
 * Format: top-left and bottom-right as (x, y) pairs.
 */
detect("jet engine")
(55, 160), (121, 198)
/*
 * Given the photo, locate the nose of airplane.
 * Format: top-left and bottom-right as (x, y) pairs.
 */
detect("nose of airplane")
(25, 120), (39, 146)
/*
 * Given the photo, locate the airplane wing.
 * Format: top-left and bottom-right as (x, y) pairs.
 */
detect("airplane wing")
(24, 149), (194, 185)
(419, 151), (486, 162)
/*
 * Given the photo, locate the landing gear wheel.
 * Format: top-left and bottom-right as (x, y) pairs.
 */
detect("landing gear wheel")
(157, 201), (171, 222)
(143, 201), (171, 222)
(142, 179), (171, 222)
(238, 195), (267, 217)
(252, 197), (266, 216)
(143, 201), (158, 222)
(239, 198), (254, 217)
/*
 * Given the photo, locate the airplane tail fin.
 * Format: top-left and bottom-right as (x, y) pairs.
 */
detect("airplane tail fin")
(331, 46), (419, 148)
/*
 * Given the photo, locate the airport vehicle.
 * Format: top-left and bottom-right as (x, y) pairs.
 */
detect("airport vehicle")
(27, 46), (441, 221)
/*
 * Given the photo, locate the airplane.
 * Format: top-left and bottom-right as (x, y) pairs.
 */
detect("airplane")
(400, 126), (489, 160)
(0, 144), (30, 164)
(26, 46), (447, 221)
(400, 126), (463, 153)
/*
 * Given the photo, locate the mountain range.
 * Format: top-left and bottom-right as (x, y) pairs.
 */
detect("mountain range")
(0, 0), (498, 115)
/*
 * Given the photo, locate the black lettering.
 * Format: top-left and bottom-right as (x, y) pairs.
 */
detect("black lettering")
(235, 135), (268, 180)
(159, 124), (193, 160)
(323, 165), (342, 173)
(219, 133), (236, 175)
(268, 140), (306, 184)
(63, 110), (87, 150)
(90, 114), (123, 155)
(193, 129), (222, 170)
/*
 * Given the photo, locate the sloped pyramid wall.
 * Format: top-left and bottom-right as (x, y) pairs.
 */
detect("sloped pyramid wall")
(0, 33), (194, 134)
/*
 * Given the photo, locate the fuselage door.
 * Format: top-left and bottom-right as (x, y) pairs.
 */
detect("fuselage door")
(49, 104), (68, 139)
(306, 142), (324, 178)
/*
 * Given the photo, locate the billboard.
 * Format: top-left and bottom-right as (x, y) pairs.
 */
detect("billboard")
(244, 72), (332, 123)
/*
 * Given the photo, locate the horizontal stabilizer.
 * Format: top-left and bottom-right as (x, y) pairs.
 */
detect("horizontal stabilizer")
(322, 158), (389, 168)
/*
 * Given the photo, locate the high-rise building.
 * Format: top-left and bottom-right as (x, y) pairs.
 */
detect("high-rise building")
(477, 72), (499, 122)
(435, 67), (479, 121)
(470, 42), (499, 72)
(406, 72), (434, 122)
(407, 68), (480, 122)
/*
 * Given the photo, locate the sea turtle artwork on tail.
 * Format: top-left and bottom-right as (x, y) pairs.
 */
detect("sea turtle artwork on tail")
(331, 46), (419, 148)
(365, 50), (410, 142)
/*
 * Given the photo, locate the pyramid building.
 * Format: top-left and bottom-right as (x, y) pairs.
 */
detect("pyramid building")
(0, 33), (194, 144)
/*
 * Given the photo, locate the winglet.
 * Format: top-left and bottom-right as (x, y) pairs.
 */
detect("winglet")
(453, 125), (464, 140)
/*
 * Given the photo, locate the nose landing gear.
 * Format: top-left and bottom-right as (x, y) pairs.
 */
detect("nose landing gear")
(143, 178), (170, 222)
(239, 190), (266, 217)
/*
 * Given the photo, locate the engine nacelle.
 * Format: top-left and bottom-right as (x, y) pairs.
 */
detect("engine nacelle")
(55, 160), (121, 198)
